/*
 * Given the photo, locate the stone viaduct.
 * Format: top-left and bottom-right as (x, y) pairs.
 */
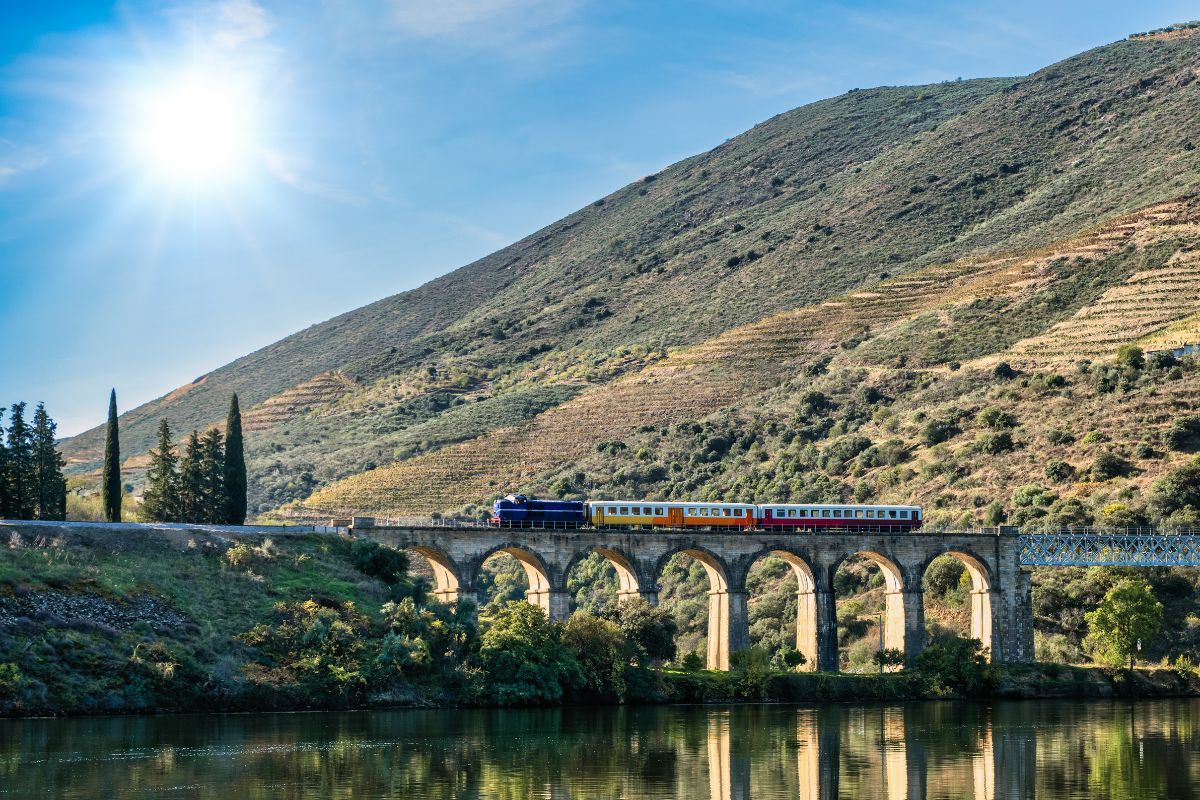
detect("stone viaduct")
(365, 524), (1034, 671)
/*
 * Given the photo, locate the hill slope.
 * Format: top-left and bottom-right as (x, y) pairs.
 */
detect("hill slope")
(60, 33), (1200, 520)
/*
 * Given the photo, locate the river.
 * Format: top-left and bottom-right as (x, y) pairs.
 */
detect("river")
(2, 699), (1199, 798)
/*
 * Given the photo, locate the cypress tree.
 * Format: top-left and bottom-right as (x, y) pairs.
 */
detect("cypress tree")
(178, 431), (205, 523)
(0, 407), (11, 519)
(101, 389), (121, 522)
(142, 419), (180, 522)
(223, 394), (247, 525)
(31, 403), (67, 521)
(200, 427), (225, 524)
(7, 403), (35, 519)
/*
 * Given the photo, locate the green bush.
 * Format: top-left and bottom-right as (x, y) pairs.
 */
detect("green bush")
(1045, 460), (1075, 483)
(1163, 416), (1200, 452)
(350, 538), (410, 585)
(922, 418), (959, 446)
(476, 601), (583, 705)
(562, 612), (631, 701)
(976, 431), (1014, 455)
(916, 636), (992, 695)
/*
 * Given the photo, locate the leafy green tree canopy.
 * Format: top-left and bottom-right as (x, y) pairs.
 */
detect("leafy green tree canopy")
(1085, 577), (1163, 670)
(476, 601), (582, 705)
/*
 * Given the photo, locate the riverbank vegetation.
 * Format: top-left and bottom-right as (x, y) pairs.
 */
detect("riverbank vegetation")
(2, 526), (1199, 717)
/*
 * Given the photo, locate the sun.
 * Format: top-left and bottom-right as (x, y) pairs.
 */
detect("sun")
(132, 72), (257, 185)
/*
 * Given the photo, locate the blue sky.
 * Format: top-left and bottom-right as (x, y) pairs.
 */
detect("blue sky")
(1, 0), (1194, 435)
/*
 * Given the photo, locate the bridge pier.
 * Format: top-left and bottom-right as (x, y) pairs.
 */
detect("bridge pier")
(897, 589), (925, 666)
(528, 588), (572, 622)
(707, 589), (750, 671)
(815, 589), (839, 672)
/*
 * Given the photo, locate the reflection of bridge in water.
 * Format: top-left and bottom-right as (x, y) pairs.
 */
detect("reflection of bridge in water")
(704, 705), (1038, 800)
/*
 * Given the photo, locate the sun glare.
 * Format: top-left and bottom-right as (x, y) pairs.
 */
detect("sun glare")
(132, 72), (257, 185)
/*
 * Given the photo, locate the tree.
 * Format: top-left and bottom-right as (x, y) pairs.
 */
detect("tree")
(0, 408), (10, 519)
(178, 431), (206, 523)
(30, 403), (66, 520)
(199, 427), (225, 523)
(615, 598), (677, 664)
(1085, 577), (1163, 671)
(916, 636), (992, 694)
(223, 394), (247, 524)
(1148, 456), (1200, 521)
(142, 419), (180, 522)
(6, 403), (35, 519)
(562, 612), (631, 701)
(872, 648), (906, 671)
(476, 601), (582, 705)
(101, 389), (121, 522)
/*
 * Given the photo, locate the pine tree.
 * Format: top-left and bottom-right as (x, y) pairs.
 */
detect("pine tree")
(31, 403), (67, 521)
(0, 407), (11, 519)
(178, 431), (205, 523)
(7, 403), (35, 519)
(223, 394), (247, 525)
(102, 389), (121, 522)
(142, 419), (180, 522)
(200, 427), (225, 524)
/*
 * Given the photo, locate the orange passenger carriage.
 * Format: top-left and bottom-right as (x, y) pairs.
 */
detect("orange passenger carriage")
(588, 501), (755, 530)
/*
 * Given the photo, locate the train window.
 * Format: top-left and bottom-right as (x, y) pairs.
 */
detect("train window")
(655, 507), (664, 516)
(795, 509), (804, 518)
(832, 510), (842, 519)
(898, 510), (908, 519)
(856, 510), (865, 519)
(700, 508), (708, 517)
(620, 507), (629, 515)
(608, 507), (616, 514)
(722, 509), (730, 517)
(888, 510), (897, 519)
(687, 508), (696, 515)
(866, 510), (875, 519)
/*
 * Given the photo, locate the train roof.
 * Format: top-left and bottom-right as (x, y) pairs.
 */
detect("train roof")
(587, 500), (755, 508)
(760, 502), (922, 510)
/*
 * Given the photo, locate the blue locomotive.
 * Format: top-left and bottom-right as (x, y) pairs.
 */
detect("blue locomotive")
(490, 494), (587, 527)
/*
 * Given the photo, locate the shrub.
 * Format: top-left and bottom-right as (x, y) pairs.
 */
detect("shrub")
(0, 663), (23, 704)
(993, 362), (1018, 380)
(679, 651), (705, 671)
(1090, 452), (1133, 481)
(1148, 456), (1200, 519)
(922, 418), (958, 446)
(1081, 430), (1109, 445)
(1046, 429), (1075, 445)
(241, 600), (372, 705)
(1163, 416), (1200, 452)
(350, 538), (410, 586)
(871, 648), (906, 671)
(977, 407), (1017, 429)
(1045, 460), (1075, 483)
(477, 601), (583, 705)
(916, 636), (992, 694)
(1114, 344), (1145, 370)
(976, 431), (1014, 455)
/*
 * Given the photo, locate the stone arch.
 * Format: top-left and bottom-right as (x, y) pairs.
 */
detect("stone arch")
(656, 546), (742, 670)
(829, 550), (918, 670)
(407, 545), (463, 606)
(475, 543), (565, 620)
(742, 548), (820, 671)
(563, 545), (651, 609)
(920, 548), (996, 658)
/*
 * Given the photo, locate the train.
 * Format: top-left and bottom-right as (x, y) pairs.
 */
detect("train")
(489, 493), (923, 532)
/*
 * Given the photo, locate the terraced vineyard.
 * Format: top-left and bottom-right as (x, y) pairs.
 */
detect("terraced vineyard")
(296, 197), (1200, 517)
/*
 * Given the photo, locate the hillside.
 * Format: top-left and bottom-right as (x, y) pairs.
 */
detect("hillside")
(60, 33), (1200, 522)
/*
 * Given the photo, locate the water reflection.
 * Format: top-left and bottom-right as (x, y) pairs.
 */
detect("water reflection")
(2, 700), (1199, 799)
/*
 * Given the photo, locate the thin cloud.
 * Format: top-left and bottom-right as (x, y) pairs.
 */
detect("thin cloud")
(261, 148), (369, 207)
(387, 0), (587, 50)
(213, 0), (274, 50)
